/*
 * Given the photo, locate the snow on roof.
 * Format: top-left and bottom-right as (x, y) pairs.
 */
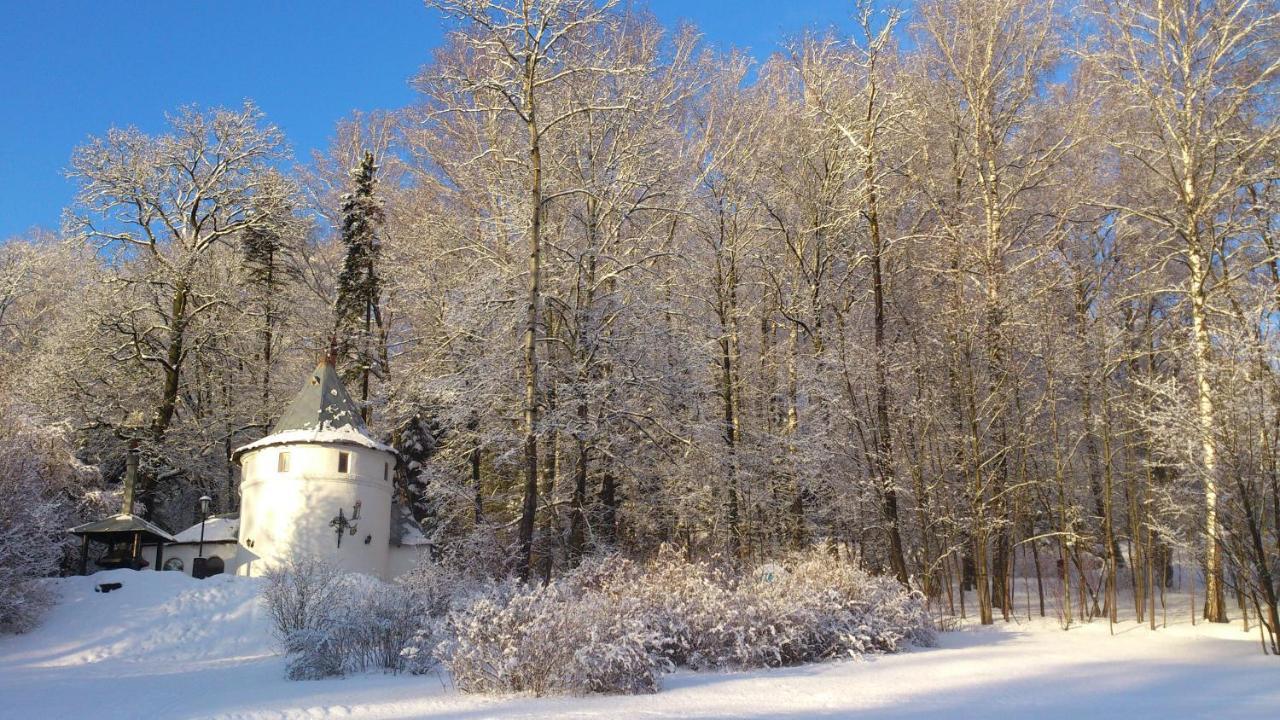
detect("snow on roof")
(69, 513), (177, 543)
(231, 357), (396, 461)
(232, 425), (396, 459)
(172, 515), (239, 544)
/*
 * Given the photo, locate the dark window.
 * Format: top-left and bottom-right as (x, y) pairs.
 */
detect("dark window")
(338, 451), (350, 473)
(383, 462), (389, 482)
(205, 556), (225, 576)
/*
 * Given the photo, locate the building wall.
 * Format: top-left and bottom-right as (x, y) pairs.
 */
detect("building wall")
(160, 541), (239, 576)
(236, 443), (396, 579)
(388, 544), (430, 578)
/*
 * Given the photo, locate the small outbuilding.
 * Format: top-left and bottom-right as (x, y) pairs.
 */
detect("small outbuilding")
(69, 447), (177, 574)
(162, 514), (239, 576)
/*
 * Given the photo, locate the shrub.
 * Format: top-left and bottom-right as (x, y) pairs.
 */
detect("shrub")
(283, 628), (344, 680)
(262, 559), (421, 678)
(261, 556), (344, 643)
(263, 547), (934, 691)
(0, 581), (53, 636)
(396, 560), (472, 675)
(442, 580), (666, 696)
(748, 549), (936, 662)
(398, 619), (445, 676)
(0, 406), (102, 634)
(332, 576), (422, 674)
(578, 545), (935, 671)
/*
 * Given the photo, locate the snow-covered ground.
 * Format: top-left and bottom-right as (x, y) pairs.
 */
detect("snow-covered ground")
(0, 570), (1275, 720)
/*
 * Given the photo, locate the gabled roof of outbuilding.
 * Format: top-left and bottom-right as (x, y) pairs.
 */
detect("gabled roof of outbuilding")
(231, 357), (395, 462)
(171, 514), (240, 544)
(69, 513), (177, 543)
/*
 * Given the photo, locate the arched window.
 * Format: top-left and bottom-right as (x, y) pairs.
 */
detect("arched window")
(205, 556), (225, 576)
(163, 557), (184, 572)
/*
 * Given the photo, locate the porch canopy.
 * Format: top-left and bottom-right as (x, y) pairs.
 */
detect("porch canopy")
(69, 513), (177, 575)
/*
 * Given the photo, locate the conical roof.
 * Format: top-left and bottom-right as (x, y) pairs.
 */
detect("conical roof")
(273, 356), (367, 435)
(231, 358), (394, 462)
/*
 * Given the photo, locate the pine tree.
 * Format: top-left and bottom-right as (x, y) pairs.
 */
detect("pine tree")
(333, 151), (387, 420)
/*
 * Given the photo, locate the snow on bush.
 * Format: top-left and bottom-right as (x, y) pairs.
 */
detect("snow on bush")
(749, 550), (936, 661)
(329, 575), (422, 675)
(442, 579), (667, 696)
(282, 628), (344, 681)
(0, 405), (102, 634)
(264, 547), (932, 691)
(395, 559), (473, 675)
(262, 557), (421, 679)
(557, 546), (933, 672)
(439, 546), (932, 695)
(261, 556), (344, 643)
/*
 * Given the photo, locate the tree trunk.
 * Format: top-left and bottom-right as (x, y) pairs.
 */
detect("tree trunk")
(867, 148), (908, 586)
(1188, 247), (1226, 622)
(143, 277), (190, 519)
(517, 78), (543, 582)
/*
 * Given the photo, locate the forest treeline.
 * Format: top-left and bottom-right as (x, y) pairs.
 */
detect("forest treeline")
(0, 0), (1277, 648)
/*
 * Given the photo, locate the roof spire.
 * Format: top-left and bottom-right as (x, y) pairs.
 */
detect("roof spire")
(270, 357), (367, 436)
(230, 349), (397, 463)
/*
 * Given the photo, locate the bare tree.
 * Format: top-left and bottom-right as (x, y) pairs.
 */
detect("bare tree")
(66, 103), (294, 513)
(1084, 0), (1280, 622)
(421, 0), (647, 579)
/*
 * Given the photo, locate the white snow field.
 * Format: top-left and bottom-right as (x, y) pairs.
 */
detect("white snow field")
(0, 570), (1275, 720)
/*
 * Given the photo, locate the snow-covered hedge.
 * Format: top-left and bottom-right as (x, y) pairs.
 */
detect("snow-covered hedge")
(563, 546), (935, 671)
(442, 580), (667, 695)
(438, 546), (933, 695)
(0, 406), (103, 634)
(263, 547), (933, 692)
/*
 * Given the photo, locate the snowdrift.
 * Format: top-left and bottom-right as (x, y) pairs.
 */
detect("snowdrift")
(0, 569), (270, 668)
(0, 569), (1275, 719)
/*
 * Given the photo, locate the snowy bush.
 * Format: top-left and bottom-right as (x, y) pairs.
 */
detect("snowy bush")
(264, 558), (428, 679)
(572, 545), (934, 671)
(748, 549), (936, 662)
(261, 556), (345, 643)
(437, 546), (931, 695)
(395, 559), (474, 675)
(333, 576), (422, 674)
(397, 556), (472, 617)
(599, 549), (750, 669)
(283, 627), (345, 680)
(398, 620), (445, 676)
(442, 579), (666, 696)
(0, 406), (102, 634)
(266, 548), (931, 689)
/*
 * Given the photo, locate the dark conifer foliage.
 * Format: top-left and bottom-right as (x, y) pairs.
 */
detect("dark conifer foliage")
(333, 151), (387, 417)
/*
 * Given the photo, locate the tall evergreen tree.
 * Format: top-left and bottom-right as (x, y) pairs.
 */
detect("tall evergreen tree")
(333, 151), (387, 420)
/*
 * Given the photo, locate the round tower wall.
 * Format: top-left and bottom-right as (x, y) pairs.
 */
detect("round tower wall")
(236, 443), (396, 579)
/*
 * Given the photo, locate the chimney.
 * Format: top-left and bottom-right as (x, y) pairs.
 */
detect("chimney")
(121, 442), (139, 516)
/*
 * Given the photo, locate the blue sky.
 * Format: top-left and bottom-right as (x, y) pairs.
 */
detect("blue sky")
(0, 1), (860, 240)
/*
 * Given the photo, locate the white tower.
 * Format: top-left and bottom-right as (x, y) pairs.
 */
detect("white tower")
(232, 357), (398, 579)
